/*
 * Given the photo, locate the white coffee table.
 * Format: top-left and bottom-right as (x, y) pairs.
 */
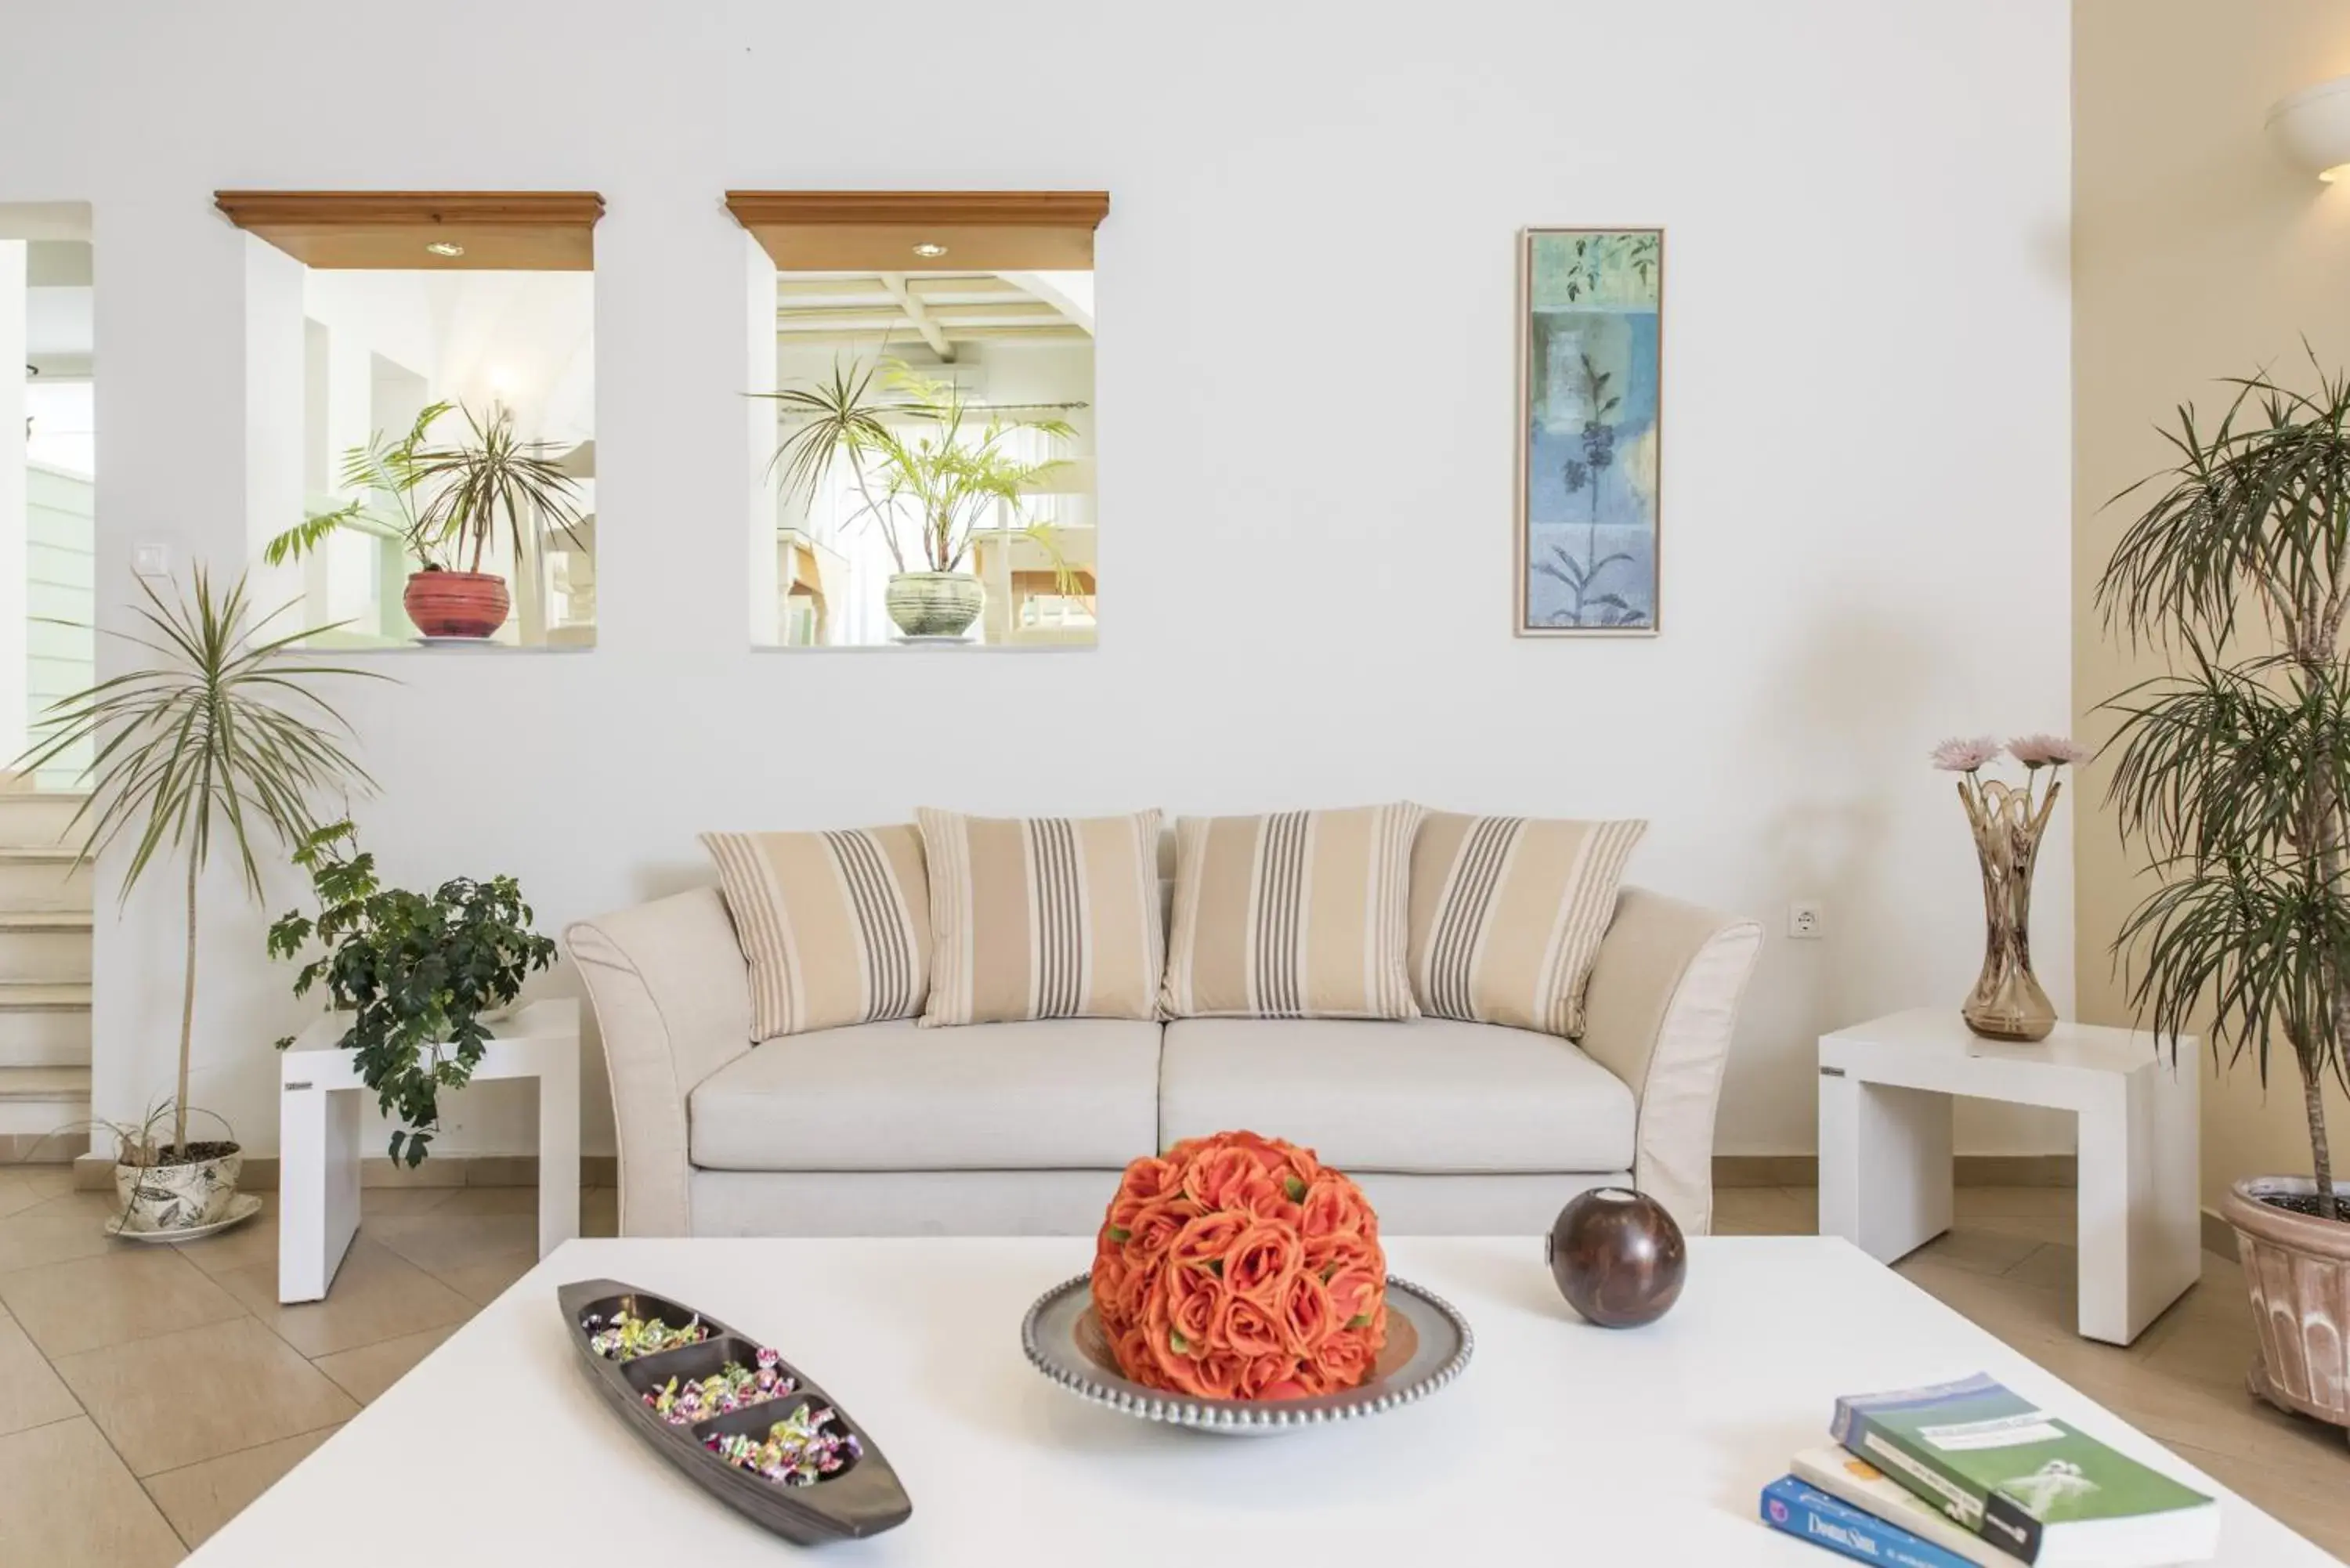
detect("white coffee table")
(277, 999), (581, 1302)
(186, 1236), (2330, 1565)
(1819, 1007), (2201, 1346)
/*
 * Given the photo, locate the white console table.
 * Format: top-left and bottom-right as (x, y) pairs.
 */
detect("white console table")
(1817, 1007), (2200, 1346)
(278, 999), (580, 1303)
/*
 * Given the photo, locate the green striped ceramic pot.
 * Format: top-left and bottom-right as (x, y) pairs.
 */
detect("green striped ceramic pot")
(884, 572), (985, 639)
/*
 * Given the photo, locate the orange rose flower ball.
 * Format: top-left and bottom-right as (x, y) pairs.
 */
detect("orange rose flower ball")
(1090, 1131), (1387, 1401)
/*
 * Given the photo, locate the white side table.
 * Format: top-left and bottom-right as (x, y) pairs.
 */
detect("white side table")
(1817, 1006), (2200, 1346)
(278, 999), (580, 1303)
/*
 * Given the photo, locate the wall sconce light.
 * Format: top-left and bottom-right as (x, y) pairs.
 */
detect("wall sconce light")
(2268, 77), (2350, 182)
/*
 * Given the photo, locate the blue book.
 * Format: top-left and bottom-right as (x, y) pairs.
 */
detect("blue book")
(1762, 1476), (1986, 1568)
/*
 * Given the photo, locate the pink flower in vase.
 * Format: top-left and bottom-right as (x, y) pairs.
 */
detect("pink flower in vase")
(2007, 733), (2092, 769)
(1929, 735), (2003, 773)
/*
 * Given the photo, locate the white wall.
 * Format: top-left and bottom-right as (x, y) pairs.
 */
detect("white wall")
(0, 242), (27, 768)
(0, 0), (2073, 1162)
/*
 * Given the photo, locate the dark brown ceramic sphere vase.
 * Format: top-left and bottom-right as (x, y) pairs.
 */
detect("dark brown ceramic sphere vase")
(1546, 1187), (1687, 1328)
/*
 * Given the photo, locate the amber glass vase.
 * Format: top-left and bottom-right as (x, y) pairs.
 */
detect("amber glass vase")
(1958, 776), (2057, 1042)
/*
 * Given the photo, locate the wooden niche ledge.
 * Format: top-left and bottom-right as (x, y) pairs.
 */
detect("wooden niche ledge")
(214, 190), (606, 270)
(725, 190), (1109, 271)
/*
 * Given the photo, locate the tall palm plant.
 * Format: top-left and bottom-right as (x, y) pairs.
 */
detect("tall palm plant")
(2099, 358), (2350, 1220)
(11, 569), (380, 1157)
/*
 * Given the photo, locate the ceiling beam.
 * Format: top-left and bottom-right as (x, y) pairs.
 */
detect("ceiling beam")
(774, 324), (1090, 344)
(774, 305), (1073, 331)
(877, 272), (953, 362)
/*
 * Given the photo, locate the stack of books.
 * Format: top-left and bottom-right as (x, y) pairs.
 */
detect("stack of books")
(1757, 1372), (2220, 1567)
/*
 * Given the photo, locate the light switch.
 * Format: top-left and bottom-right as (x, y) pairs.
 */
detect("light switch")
(132, 542), (172, 579)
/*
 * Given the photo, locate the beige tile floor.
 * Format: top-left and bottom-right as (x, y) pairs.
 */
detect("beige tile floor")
(0, 1174), (2339, 1563)
(0, 1169), (618, 1565)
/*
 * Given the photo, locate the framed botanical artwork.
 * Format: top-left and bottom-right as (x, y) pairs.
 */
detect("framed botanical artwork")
(1516, 227), (1663, 636)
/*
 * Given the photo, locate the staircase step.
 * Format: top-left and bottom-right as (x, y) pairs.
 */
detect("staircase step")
(0, 912), (92, 933)
(0, 982), (91, 1010)
(0, 793), (90, 850)
(0, 985), (91, 1068)
(0, 1065), (89, 1100)
(0, 1064), (90, 1136)
(0, 915), (92, 985)
(0, 848), (92, 912)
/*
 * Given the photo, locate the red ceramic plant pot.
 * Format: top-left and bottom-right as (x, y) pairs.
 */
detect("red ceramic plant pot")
(403, 570), (510, 639)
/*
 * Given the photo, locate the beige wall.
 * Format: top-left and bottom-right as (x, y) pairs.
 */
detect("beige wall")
(2075, 0), (2350, 1209)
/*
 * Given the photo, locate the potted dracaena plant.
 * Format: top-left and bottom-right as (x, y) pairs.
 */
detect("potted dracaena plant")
(264, 400), (588, 641)
(2099, 354), (2350, 1434)
(267, 821), (556, 1166)
(758, 358), (1083, 640)
(11, 569), (378, 1237)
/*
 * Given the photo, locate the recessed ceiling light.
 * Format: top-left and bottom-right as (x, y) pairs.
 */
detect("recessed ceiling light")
(911, 242), (948, 258)
(425, 240), (465, 257)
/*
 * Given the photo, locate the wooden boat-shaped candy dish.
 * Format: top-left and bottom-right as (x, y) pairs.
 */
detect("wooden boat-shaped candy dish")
(558, 1278), (912, 1545)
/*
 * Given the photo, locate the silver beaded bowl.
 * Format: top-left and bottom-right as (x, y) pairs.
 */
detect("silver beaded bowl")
(1020, 1272), (1473, 1436)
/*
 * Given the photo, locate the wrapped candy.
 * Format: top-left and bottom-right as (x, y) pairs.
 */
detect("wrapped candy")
(586, 1308), (712, 1361)
(706, 1405), (862, 1487)
(643, 1353), (800, 1425)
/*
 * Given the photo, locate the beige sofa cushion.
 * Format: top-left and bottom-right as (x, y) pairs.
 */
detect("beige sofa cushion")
(1160, 803), (1424, 1020)
(689, 1017), (1162, 1172)
(917, 808), (1164, 1025)
(1408, 812), (1646, 1038)
(700, 826), (930, 1039)
(1158, 1017), (1635, 1174)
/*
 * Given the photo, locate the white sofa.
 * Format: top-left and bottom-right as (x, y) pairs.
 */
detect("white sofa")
(566, 886), (1762, 1239)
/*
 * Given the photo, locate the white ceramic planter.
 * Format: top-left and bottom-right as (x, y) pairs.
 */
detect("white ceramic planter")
(114, 1144), (243, 1234)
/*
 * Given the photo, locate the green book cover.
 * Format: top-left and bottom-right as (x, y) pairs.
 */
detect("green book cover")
(1829, 1374), (2215, 1565)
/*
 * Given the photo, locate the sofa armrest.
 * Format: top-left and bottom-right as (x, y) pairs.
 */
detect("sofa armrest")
(566, 887), (754, 1237)
(1576, 887), (1763, 1237)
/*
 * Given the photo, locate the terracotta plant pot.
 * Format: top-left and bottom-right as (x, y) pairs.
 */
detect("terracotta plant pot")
(403, 569), (511, 639)
(114, 1141), (242, 1235)
(2224, 1175), (2350, 1433)
(884, 572), (984, 639)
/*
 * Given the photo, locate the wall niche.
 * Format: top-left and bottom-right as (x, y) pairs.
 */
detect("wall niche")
(729, 192), (1106, 650)
(218, 191), (603, 651)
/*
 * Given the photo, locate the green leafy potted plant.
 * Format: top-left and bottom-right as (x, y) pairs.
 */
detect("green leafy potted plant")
(760, 358), (1081, 640)
(11, 569), (377, 1235)
(267, 821), (557, 1165)
(2099, 356), (2350, 1434)
(265, 401), (588, 641)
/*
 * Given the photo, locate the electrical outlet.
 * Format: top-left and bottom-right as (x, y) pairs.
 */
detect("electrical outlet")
(132, 541), (172, 579)
(1788, 901), (1825, 941)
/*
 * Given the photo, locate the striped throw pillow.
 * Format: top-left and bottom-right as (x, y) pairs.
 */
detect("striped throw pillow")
(917, 808), (1165, 1025)
(1160, 804), (1424, 1021)
(1408, 813), (1646, 1038)
(701, 826), (931, 1039)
